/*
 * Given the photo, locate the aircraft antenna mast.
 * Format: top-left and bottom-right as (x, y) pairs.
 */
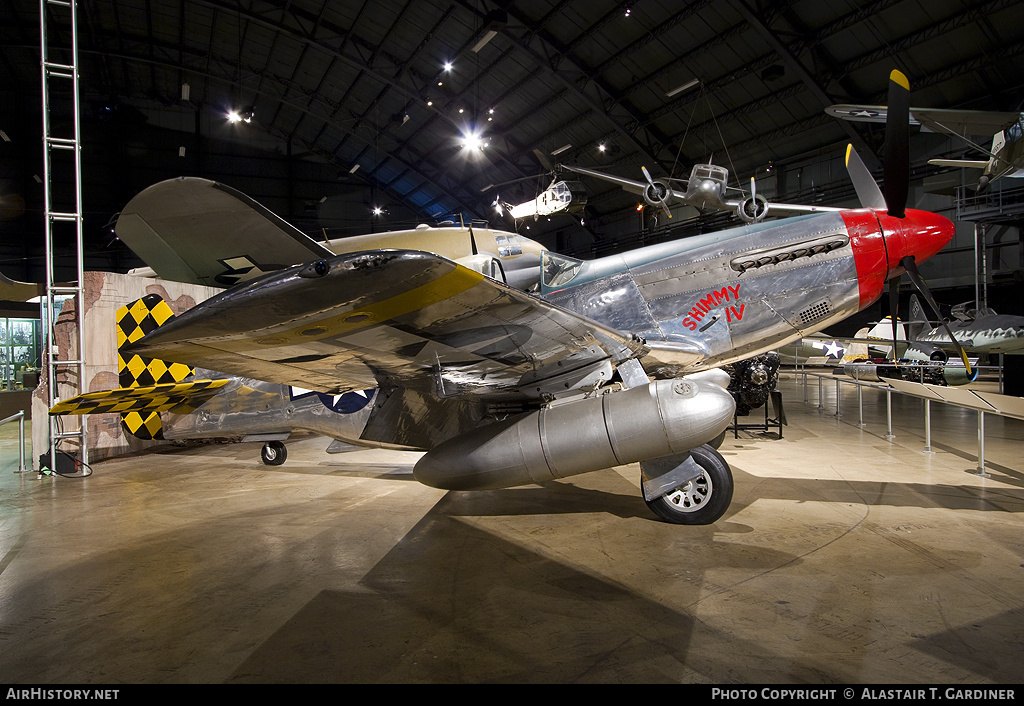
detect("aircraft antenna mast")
(39, 0), (88, 472)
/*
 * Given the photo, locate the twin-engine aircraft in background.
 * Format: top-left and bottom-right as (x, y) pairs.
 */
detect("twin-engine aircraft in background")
(53, 71), (962, 525)
(826, 102), (1024, 193)
(560, 160), (840, 224)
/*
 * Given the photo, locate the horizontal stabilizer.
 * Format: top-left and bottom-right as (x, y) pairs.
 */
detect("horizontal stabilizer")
(50, 379), (229, 416)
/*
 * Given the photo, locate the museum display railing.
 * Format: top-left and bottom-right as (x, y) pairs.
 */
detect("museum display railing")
(1, 410), (28, 473)
(792, 365), (1016, 478)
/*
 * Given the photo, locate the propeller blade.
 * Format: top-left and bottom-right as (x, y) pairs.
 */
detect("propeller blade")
(890, 276), (900, 363)
(641, 166), (672, 219)
(883, 69), (910, 218)
(750, 176), (756, 201)
(899, 256), (974, 377)
(845, 144), (887, 210)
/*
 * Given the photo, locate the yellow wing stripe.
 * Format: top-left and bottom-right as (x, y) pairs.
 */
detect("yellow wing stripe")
(50, 379), (229, 416)
(237, 265), (486, 349)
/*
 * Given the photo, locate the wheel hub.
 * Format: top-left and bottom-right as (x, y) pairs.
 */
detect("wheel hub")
(663, 472), (713, 512)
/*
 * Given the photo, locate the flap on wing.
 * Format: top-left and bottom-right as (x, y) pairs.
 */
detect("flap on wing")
(124, 250), (646, 399)
(50, 379), (230, 416)
(641, 341), (705, 370)
(116, 177), (334, 287)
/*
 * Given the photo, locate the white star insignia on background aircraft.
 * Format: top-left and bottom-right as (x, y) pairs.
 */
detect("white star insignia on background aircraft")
(52, 71), (965, 525)
(826, 102), (1024, 192)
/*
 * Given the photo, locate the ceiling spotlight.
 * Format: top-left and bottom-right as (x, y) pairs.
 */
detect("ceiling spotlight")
(443, 61), (453, 72)
(460, 130), (490, 153)
(227, 108), (253, 124)
(427, 100), (433, 106)
(598, 143), (606, 152)
(372, 206), (383, 216)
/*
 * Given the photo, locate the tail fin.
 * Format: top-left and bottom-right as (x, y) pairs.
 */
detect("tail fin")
(116, 294), (194, 440)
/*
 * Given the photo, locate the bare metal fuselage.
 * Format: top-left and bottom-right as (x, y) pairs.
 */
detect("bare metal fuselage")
(157, 206), (952, 459)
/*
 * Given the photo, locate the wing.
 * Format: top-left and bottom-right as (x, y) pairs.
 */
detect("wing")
(123, 250), (647, 447)
(115, 177), (334, 287)
(722, 199), (841, 216)
(927, 159), (990, 169)
(0, 270), (44, 302)
(559, 164), (687, 199)
(827, 104), (1018, 135)
(50, 379), (230, 416)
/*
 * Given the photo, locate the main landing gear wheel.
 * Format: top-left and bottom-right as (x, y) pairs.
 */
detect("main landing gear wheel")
(261, 440), (287, 466)
(644, 444), (733, 525)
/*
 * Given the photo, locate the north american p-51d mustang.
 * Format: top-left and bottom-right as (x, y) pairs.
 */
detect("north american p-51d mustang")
(54, 71), (959, 525)
(560, 160), (840, 223)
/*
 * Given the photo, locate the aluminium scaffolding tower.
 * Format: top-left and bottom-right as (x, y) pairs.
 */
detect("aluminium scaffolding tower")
(39, 0), (87, 471)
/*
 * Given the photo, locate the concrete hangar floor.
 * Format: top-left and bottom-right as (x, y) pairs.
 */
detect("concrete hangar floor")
(1, 373), (1022, 684)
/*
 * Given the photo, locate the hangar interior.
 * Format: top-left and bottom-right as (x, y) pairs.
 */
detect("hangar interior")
(2, 0), (1024, 684)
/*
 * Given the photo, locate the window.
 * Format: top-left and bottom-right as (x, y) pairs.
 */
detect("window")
(542, 251), (584, 289)
(0, 318), (41, 391)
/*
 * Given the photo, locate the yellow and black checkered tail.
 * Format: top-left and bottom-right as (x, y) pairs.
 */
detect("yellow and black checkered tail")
(116, 294), (194, 440)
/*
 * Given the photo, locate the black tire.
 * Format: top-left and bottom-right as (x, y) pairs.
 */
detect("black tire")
(261, 440), (287, 466)
(644, 444), (733, 525)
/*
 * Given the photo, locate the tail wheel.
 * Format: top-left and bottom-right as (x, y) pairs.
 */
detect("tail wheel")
(261, 440), (287, 466)
(644, 444), (733, 525)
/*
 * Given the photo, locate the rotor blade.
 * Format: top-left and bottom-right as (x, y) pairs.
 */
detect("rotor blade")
(900, 256), (974, 376)
(480, 172), (550, 192)
(883, 69), (910, 218)
(845, 144), (887, 209)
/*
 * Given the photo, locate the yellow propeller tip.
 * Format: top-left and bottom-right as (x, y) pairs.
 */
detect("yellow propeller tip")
(890, 69), (910, 90)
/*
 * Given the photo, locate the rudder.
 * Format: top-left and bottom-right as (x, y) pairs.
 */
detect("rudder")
(116, 294), (193, 440)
